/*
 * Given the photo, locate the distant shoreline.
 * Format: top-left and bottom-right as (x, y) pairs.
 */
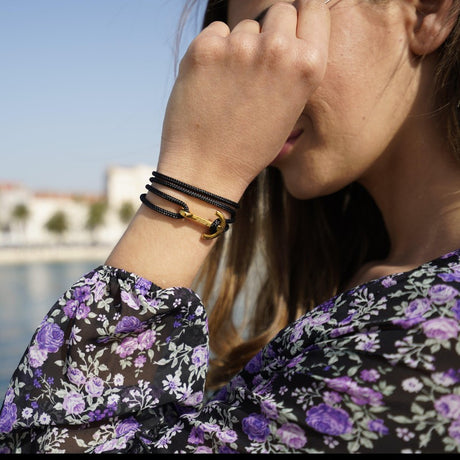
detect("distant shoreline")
(0, 244), (112, 265)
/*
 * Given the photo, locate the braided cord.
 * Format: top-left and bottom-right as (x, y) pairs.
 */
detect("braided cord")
(139, 171), (240, 239)
(151, 171), (239, 209)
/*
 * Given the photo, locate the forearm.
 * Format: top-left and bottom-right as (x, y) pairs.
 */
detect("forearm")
(105, 191), (219, 288)
(107, 0), (330, 288)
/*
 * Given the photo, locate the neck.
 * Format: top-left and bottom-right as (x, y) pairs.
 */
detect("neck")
(361, 121), (460, 270)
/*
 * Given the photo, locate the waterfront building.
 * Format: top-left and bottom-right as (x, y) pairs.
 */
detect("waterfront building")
(0, 164), (152, 248)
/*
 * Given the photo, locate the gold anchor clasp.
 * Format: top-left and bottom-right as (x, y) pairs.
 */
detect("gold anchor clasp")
(179, 209), (227, 240)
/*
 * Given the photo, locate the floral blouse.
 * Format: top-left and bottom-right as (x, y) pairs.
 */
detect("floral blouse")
(1, 249), (460, 453)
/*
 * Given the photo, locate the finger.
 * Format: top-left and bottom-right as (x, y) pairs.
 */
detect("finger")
(296, 0), (330, 42)
(231, 18), (261, 35)
(200, 20), (231, 38)
(261, 2), (298, 36)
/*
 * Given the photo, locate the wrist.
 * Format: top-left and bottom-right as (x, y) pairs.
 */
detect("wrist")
(142, 171), (239, 240)
(156, 157), (249, 204)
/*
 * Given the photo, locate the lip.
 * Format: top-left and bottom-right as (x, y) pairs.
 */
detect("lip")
(273, 129), (304, 162)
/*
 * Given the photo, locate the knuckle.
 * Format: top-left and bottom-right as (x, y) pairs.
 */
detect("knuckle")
(262, 34), (291, 60)
(187, 34), (226, 65)
(228, 35), (257, 61)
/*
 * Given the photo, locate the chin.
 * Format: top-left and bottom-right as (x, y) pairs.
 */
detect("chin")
(280, 170), (348, 201)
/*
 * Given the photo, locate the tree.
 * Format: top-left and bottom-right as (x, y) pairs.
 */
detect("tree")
(10, 203), (31, 242)
(11, 203), (30, 230)
(118, 201), (135, 225)
(86, 200), (108, 242)
(45, 211), (68, 242)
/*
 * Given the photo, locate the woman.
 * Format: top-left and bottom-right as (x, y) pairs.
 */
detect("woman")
(1, 0), (460, 453)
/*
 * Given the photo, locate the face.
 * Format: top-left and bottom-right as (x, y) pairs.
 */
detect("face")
(227, 0), (423, 199)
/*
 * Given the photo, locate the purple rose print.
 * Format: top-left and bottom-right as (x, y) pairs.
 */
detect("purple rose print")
(67, 367), (86, 386)
(439, 266), (460, 283)
(325, 376), (353, 392)
(188, 426), (205, 445)
(216, 429), (238, 444)
(428, 284), (460, 304)
(74, 285), (91, 302)
(62, 392), (86, 415)
(422, 318), (459, 341)
(121, 290), (140, 310)
(191, 345), (208, 367)
(434, 394), (460, 419)
(326, 377), (383, 406)
(115, 336), (139, 358)
(115, 316), (143, 334)
(448, 420), (460, 445)
(93, 280), (107, 302)
(242, 413), (271, 442)
(393, 298), (431, 329)
(405, 298), (431, 318)
(261, 400), (278, 419)
(28, 344), (48, 368)
(352, 386), (383, 406)
(36, 322), (64, 353)
(431, 369), (459, 387)
(276, 423), (307, 449)
(115, 416), (139, 438)
(85, 377), (104, 397)
(0, 402), (17, 434)
(200, 422), (220, 433)
(305, 404), (353, 436)
(138, 329), (156, 351)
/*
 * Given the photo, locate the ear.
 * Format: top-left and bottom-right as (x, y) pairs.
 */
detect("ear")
(408, 0), (457, 56)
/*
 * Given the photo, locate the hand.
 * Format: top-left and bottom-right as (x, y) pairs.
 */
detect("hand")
(158, 0), (331, 201)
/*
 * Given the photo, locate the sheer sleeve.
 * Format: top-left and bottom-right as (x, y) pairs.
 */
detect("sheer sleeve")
(2, 251), (460, 453)
(0, 265), (208, 453)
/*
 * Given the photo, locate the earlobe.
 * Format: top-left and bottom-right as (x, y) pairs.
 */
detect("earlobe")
(408, 0), (457, 56)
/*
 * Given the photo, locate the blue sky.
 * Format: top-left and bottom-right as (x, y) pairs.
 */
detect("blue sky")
(0, 0), (206, 194)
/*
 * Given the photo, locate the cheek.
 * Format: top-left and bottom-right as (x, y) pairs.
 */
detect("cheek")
(306, 40), (410, 163)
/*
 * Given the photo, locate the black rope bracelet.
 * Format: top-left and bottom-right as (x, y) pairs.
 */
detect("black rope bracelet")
(149, 180), (236, 224)
(151, 171), (239, 210)
(139, 171), (239, 239)
(140, 185), (189, 219)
